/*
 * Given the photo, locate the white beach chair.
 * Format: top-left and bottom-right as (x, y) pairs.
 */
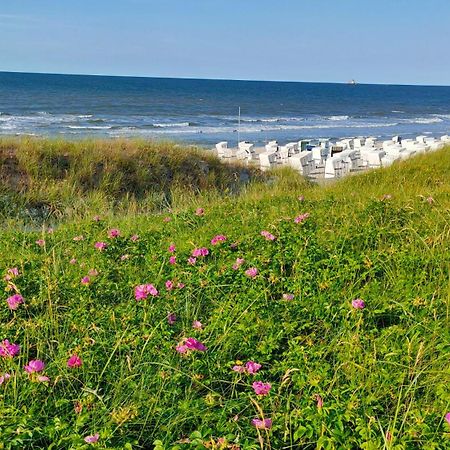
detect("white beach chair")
(259, 151), (277, 168)
(288, 151), (313, 175)
(265, 142), (278, 153)
(215, 142), (233, 158)
(324, 155), (346, 178)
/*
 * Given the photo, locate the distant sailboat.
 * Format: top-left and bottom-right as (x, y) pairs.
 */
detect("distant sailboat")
(348, 79), (357, 85)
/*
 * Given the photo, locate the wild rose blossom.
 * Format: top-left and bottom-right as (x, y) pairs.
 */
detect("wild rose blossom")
(211, 235), (227, 245)
(294, 213), (310, 224)
(195, 208), (204, 216)
(192, 320), (203, 330)
(168, 244), (176, 253)
(315, 394), (323, 409)
(177, 282), (185, 289)
(24, 360), (45, 373)
(175, 344), (188, 354)
(84, 433), (99, 444)
(69, 258), (77, 265)
(261, 230), (276, 241)
(165, 280), (174, 291)
(7, 294), (24, 310)
(134, 284), (159, 300)
(167, 312), (176, 325)
(94, 242), (107, 251)
(245, 268), (258, 278)
(251, 418), (272, 430)
(192, 247), (209, 257)
(5, 268), (20, 281)
(108, 228), (121, 238)
(245, 361), (262, 374)
(120, 254), (129, 261)
(283, 293), (294, 301)
(81, 276), (91, 285)
(427, 196), (434, 204)
(37, 375), (50, 383)
(232, 365), (246, 373)
(185, 338), (207, 351)
(67, 354), (83, 368)
(0, 373), (11, 385)
(169, 256), (176, 265)
(130, 234), (139, 242)
(352, 298), (365, 309)
(252, 381), (272, 396)
(0, 340), (20, 358)
(93, 215), (101, 222)
(163, 216), (171, 223)
(445, 412), (450, 426)
(298, 195), (305, 201)
(36, 239), (45, 247)
(187, 257), (197, 265)
(176, 338), (207, 354)
(232, 258), (245, 270)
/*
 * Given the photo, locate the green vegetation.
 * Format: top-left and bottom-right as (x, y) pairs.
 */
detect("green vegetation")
(1, 138), (450, 449)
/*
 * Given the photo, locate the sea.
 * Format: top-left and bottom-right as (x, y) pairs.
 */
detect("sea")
(1, 71), (450, 147)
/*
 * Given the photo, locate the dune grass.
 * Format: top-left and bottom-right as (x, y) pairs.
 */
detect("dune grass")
(0, 140), (450, 449)
(0, 138), (261, 226)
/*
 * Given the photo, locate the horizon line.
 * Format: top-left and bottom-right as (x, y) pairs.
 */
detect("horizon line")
(0, 69), (449, 88)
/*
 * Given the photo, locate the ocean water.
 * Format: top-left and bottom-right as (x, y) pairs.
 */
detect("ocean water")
(1, 71), (450, 146)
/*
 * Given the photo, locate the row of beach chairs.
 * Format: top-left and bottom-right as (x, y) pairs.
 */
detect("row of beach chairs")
(215, 134), (450, 179)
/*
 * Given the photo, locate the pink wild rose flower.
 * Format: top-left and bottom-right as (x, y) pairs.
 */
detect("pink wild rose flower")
(108, 228), (121, 238)
(352, 298), (365, 309)
(445, 413), (450, 426)
(0, 340), (20, 358)
(134, 284), (159, 300)
(245, 361), (262, 374)
(245, 267), (258, 278)
(261, 230), (276, 241)
(84, 433), (99, 444)
(294, 213), (310, 224)
(94, 242), (107, 251)
(211, 235), (227, 245)
(7, 294), (24, 310)
(192, 247), (209, 257)
(252, 381), (272, 396)
(24, 359), (45, 373)
(251, 418), (272, 430)
(167, 312), (177, 325)
(232, 258), (245, 270)
(0, 373), (11, 385)
(67, 354), (83, 368)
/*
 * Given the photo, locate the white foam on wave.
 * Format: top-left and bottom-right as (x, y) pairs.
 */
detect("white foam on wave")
(153, 122), (190, 128)
(327, 115), (350, 121)
(67, 125), (112, 130)
(402, 117), (443, 124)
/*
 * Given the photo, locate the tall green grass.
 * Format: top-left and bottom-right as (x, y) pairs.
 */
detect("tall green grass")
(0, 140), (449, 449)
(0, 138), (261, 226)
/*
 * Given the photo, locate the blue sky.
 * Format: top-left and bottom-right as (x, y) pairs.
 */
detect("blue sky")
(0, 0), (449, 85)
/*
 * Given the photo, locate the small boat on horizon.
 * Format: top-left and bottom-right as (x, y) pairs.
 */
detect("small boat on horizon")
(348, 79), (357, 85)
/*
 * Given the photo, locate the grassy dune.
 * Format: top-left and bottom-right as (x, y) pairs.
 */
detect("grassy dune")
(1, 139), (450, 449)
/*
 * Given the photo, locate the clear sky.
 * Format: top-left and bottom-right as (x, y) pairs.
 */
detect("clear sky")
(0, 0), (449, 85)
